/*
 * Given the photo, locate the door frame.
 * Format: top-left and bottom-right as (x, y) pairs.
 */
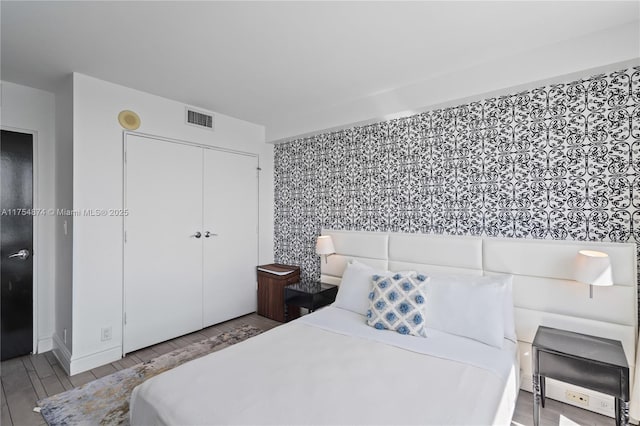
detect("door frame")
(1, 125), (39, 355)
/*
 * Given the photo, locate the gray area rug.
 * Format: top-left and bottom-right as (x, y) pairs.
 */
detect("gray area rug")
(37, 324), (263, 425)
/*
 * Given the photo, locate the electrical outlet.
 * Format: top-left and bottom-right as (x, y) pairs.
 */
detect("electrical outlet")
(565, 390), (589, 406)
(101, 326), (112, 341)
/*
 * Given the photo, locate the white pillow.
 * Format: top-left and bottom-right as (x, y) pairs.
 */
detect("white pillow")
(496, 275), (516, 343)
(424, 273), (516, 343)
(425, 275), (509, 348)
(333, 260), (384, 315)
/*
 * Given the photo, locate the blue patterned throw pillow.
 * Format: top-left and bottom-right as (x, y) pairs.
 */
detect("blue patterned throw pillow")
(366, 273), (429, 337)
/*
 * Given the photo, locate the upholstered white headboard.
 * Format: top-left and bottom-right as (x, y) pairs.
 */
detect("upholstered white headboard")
(320, 229), (637, 416)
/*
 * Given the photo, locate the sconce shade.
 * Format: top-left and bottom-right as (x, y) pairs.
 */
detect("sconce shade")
(574, 250), (613, 287)
(316, 235), (335, 256)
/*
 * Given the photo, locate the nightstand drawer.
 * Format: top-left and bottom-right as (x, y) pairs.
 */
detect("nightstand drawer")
(284, 281), (338, 321)
(286, 286), (337, 309)
(538, 351), (625, 398)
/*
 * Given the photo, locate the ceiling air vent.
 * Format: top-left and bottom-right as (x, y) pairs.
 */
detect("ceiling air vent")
(185, 107), (214, 130)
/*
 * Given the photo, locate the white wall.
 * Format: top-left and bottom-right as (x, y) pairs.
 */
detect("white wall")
(0, 81), (56, 353)
(67, 73), (273, 374)
(53, 75), (74, 364)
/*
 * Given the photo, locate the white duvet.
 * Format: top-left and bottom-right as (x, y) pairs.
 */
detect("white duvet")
(130, 307), (519, 425)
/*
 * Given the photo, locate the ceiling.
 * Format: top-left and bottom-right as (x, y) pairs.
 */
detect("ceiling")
(2, 1), (639, 142)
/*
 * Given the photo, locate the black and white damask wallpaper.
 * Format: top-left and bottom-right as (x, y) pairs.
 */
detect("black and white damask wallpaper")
(274, 67), (640, 292)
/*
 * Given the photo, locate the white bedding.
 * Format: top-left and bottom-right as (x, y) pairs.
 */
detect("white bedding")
(130, 307), (520, 425)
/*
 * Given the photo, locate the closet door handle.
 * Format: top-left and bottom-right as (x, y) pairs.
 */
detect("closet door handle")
(193, 232), (202, 239)
(204, 231), (218, 238)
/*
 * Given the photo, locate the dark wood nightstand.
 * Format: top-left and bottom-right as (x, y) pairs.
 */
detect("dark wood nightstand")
(257, 264), (300, 323)
(532, 326), (629, 426)
(284, 281), (338, 321)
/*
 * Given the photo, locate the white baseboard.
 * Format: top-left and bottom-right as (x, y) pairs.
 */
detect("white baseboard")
(37, 336), (53, 353)
(52, 334), (123, 376)
(52, 333), (71, 375)
(68, 346), (122, 376)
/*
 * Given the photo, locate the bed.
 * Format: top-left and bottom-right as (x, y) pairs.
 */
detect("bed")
(130, 231), (637, 425)
(130, 306), (519, 425)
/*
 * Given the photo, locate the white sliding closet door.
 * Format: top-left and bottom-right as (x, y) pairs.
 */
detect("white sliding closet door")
(124, 135), (203, 353)
(202, 149), (258, 326)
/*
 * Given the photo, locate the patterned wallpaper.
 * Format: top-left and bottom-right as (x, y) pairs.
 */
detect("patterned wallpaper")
(274, 67), (640, 292)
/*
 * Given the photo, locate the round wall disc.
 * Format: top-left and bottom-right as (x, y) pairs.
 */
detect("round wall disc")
(118, 110), (141, 130)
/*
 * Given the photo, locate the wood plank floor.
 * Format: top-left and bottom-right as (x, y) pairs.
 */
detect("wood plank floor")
(1, 313), (615, 426)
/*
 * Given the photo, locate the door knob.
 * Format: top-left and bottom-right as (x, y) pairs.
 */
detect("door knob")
(204, 231), (218, 238)
(8, 249), (30, 260)
(193, 232), (202, 239)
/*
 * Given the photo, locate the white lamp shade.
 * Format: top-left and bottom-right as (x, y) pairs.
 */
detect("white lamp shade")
(316, 235), (335, 256)
(574, 250), (613, 286)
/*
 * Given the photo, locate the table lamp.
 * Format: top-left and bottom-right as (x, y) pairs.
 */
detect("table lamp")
(316, 235), (335, 263)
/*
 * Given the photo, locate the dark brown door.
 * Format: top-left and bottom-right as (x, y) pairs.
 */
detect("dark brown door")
(1, 130), (34, 360)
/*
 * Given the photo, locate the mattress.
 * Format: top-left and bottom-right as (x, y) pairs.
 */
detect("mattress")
(130, 306), (520, 425)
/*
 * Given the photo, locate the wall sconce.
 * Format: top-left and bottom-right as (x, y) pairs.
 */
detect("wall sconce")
(316, 235), (335, 264)
(574, 250), (613, 298)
